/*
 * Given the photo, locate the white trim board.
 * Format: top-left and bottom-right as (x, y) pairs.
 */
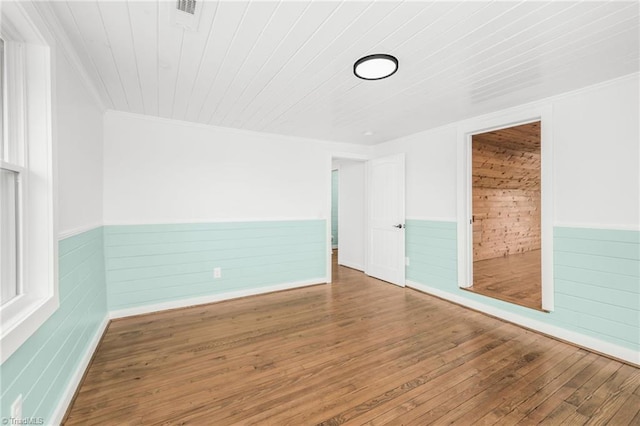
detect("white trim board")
(553, 222), (640, 232)
(58, 224), (102, 241)
(406, 280), (639, 367)
(109, 278), (328, 319)
(103, 217), (326, 226)
(51, 314), (109, 425)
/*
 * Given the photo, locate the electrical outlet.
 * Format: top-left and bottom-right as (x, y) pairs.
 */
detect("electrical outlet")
(213, 267), (221, 279)
(11, 394), (22, 420)
(405, 257), (410, 266)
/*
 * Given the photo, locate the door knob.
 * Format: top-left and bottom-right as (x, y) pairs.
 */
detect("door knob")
(393, 224), (404, 229)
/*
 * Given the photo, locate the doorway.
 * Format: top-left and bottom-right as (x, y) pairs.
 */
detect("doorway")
(468, 121), (542, 310)
(331, 168), (339, 250)
(327, 154), (405, 287)
(329, 157), (367, 283)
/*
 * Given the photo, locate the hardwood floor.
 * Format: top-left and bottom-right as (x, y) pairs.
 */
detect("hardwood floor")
(471, 250), (542, 310)
(64, 251), (639, 425)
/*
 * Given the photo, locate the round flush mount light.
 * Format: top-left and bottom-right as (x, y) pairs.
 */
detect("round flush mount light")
(354, 54), (398, 80)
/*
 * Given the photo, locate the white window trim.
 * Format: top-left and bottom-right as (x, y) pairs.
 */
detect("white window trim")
(0, 2), (57, 364)
(456, 104), (554, 312)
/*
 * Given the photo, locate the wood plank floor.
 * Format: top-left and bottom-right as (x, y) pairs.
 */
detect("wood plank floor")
(471, 250), (542, 310)
(64, 251), (639, 425)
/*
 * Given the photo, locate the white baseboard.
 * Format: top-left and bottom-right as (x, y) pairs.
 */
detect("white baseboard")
(52, 315), (109, 425)
(338, 260), (364, 271)
(406, 280), (639, 366)
(109, 278), (328, 319)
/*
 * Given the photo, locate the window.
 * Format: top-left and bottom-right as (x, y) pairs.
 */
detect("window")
(1, 3), (57, 364)
(1, 37), (21, 307)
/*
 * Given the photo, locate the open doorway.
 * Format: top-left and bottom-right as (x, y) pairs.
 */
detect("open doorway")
(331, 168), (339, 250)
(330, 158), (367, 281)
(468, 121), (542, 310)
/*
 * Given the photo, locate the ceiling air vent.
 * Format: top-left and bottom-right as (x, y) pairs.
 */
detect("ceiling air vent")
(176, 0), (196, 15)
(170, 0), (201, 30)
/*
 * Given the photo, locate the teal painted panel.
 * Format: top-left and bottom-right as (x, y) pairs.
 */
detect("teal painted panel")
(105, 224), (322, 246)
(111, 266), (325, 309)
(108, 259), (325, 294)
(554, 293), (638, 327)
(555, 236), (639, 260)
(407, 227), (458, 241)
(408, 256), (457, 273)
(331, 170), (338, 247)
(104, 220), (327, 311)
(554, 265), (638, 293)
(405, 221), (640, 351)
(554, 227), (640, 243)
(549, 307), (639, 347)
(107, 250), (321, 282)
(405, 220), (457, 292)
(406, 245), (457, 265)
(107, 234), (324, 258)
(0, 227), (107, 423)
(555, 251), (639, 277)
(555, 279), (639, 310)
(106, 243), (326, 270)
(107, 220), (323, 234)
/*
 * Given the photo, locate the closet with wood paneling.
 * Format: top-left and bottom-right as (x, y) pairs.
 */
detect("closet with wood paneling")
(470, 121), (542, 310)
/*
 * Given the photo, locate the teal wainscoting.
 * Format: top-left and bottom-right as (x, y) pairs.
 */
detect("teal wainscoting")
(406, 220), (458, 290)
(104, 220), (327, 312)
(0, 227), (107, 423)
(331, 170), (339, 248)
(405, 220), (639, 353)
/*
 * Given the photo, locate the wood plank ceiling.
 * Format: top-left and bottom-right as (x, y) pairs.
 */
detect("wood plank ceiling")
(48, 1), (639, 144)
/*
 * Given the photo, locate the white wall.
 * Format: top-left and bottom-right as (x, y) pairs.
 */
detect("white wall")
(374, 126), (458, 221)
(553, 75), (639, 228)
(56, 53), (104, 235)
(374, 73), (640, 229)
(103, 112), (369, 224)
(336, 160), (366, 270)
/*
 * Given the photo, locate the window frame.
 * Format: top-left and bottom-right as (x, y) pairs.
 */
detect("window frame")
(1, 34), (26, 309)
(0, 2), (58, 364)
(0, 163), (23, 306)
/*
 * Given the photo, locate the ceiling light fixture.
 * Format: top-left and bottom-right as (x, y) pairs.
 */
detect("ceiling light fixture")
(354, 54), (398, 80)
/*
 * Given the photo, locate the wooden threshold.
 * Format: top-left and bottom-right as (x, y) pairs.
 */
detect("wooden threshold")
(460, 286), (549, 314)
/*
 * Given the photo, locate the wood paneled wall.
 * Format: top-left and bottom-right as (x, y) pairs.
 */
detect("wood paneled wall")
(472, 122), (541, 261)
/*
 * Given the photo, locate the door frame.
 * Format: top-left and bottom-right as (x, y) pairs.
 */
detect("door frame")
(327, 152), (369, 284)
(456, 105), (554, 311)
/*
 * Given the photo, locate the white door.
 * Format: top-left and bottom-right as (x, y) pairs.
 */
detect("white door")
(366, 153), (405, 286)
